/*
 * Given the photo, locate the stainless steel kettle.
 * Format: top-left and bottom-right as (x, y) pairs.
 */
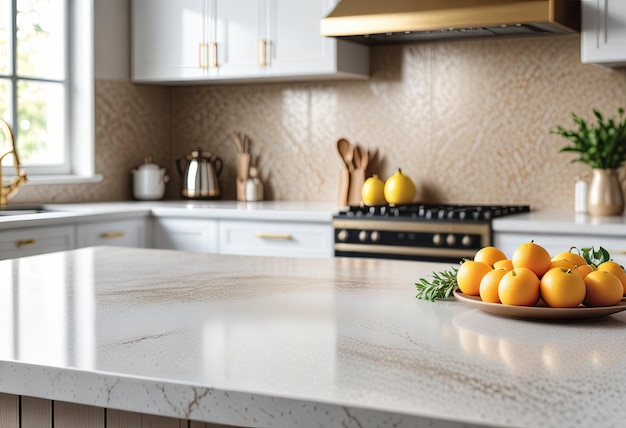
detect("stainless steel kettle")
(176, 148), (223, 199)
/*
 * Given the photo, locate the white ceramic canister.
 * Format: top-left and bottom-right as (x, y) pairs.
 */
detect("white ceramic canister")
(246, 167), (264, 202)
(132, 157), (169, 200)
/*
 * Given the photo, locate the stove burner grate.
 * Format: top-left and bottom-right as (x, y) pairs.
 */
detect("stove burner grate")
(337, 204), (530, 222)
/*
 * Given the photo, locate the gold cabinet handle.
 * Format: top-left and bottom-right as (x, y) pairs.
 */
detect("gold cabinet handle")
(15, 239), (36, 248)
(258, 39), (270, 66)
(254, 232), (292, 240)
(199, 42), (207, 69)
(210, 42), (218, 68)
(258, 39), (266, 66)
(100, 231), (125, 239)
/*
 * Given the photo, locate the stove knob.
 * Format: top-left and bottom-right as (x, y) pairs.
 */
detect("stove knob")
(370, 231), (381, 242)
(446, 234), (456, 246)
(359, 230), (368, 242)
(433, 233), (442, 246)
(461, 235), (472, 247)
(337, 230), (349, 242)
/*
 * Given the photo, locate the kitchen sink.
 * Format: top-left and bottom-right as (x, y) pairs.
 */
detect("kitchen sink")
(0, 205), (57, 216)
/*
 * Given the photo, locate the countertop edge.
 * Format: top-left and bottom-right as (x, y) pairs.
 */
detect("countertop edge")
(0, 360), (472, 428)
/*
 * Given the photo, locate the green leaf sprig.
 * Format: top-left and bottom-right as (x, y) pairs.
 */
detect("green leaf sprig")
(415, 267), (458, 302)
(551, 107), (626, 169)
(580, 246), (612, 268)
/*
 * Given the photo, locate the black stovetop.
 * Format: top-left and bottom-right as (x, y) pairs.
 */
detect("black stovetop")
(335, 204), (530, 222)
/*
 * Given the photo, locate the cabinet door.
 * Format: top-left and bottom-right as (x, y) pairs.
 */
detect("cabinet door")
(581, 0), (626, 66)
(132, 0), (208, 81)
(266, 0), (337, 75)
(0, 226), (75, 260)
(212, 0), (263, 78)
(152, 218), (219, 253)
(76, 218), (147, 249)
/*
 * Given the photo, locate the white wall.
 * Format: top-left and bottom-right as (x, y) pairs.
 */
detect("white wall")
(94, 0), (130, 80)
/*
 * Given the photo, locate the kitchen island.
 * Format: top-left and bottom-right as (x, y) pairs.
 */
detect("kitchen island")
(1, 247), (626, 428)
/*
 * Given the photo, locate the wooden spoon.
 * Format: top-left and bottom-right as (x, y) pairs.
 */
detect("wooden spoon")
(353, 146), (362, 169)
(337, 138), (354, 172)
(360, 149), (370, 172)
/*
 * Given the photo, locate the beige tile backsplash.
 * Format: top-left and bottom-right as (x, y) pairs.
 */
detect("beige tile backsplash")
(12, 34), (626, 210)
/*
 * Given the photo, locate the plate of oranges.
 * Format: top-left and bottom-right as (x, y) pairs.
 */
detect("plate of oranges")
(453, 242), (626, 320)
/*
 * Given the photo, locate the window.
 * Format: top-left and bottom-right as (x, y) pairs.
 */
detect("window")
(1, 0), (98, 184)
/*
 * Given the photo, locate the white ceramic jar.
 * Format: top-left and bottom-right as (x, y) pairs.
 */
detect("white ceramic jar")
(132, 158), (169, 200)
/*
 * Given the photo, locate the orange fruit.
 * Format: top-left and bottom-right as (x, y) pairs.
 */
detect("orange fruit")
(551, 249), (587, 267)
(457, 260), (492, 296)
(493, 259), (514, 271)
(583, 270), (623, 307)
(597, 261), (626, 295)
(479, 268), (507, 303)
(573, 264), (595, 280)
(498, 267), (540, 306)
(548, 258), (575, 271)
(474, 246), (507, 268)
(511, 241), (551, 278)
(539, 267), (586, 308)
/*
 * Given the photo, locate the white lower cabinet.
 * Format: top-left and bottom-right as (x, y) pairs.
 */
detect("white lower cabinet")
(494, 232), (626, 265)
(0, 225), (75, 260)
(152, 218), (220, 253)
(76, 218), (147, 249)
(219, 220), (333, 258)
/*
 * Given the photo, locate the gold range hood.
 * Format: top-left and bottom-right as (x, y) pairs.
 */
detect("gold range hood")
(321, 0), (580, 44)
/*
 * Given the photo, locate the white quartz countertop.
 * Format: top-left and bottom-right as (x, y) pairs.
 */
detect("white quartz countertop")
(493, 209), (626, 235)
(0, 200), (337, 229)
(1, 247), (626, 427)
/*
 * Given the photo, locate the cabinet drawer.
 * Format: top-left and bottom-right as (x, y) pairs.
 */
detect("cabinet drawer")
(0, 226), (75, 260)
(152, 218), (219, 253)
(76, 219), (147, 249)
(219, 220), (333, 258)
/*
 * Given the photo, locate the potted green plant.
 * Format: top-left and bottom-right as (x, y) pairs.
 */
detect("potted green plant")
(551, 107), (626, 216)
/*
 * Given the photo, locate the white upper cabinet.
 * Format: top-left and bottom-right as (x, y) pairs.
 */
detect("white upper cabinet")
(131, 0), (369, 83)
(132, 0), (207, 81)
(581, 0), (626, 67)
(265, 0), (359, 79)
(212, 0), (263, 78)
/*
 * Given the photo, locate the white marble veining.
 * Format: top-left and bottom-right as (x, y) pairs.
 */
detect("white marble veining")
(1, 247), (626, 427)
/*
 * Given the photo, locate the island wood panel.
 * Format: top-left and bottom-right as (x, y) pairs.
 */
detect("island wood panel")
(0, 393), (18, 428)
(0, 394), (235, 428)
(22, 396), (52, 428)
(55, 401), (105, 427)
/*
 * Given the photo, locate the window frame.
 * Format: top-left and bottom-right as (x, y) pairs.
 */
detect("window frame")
(2, 0), (101, 185)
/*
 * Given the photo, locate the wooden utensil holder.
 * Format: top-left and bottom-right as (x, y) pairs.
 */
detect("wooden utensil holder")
(236, 153), (251, 201)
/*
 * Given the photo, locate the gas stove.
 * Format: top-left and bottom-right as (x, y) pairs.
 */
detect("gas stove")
(333, 204), (530, 262)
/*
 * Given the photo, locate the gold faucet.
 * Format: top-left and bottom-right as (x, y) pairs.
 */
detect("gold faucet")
(0, 119), (28, 206)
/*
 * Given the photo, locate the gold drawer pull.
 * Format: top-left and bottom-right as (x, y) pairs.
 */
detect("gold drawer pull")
(254, 232), (292, 240)
(15, 239), (36, 248)
(100, 231), (125, 239)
